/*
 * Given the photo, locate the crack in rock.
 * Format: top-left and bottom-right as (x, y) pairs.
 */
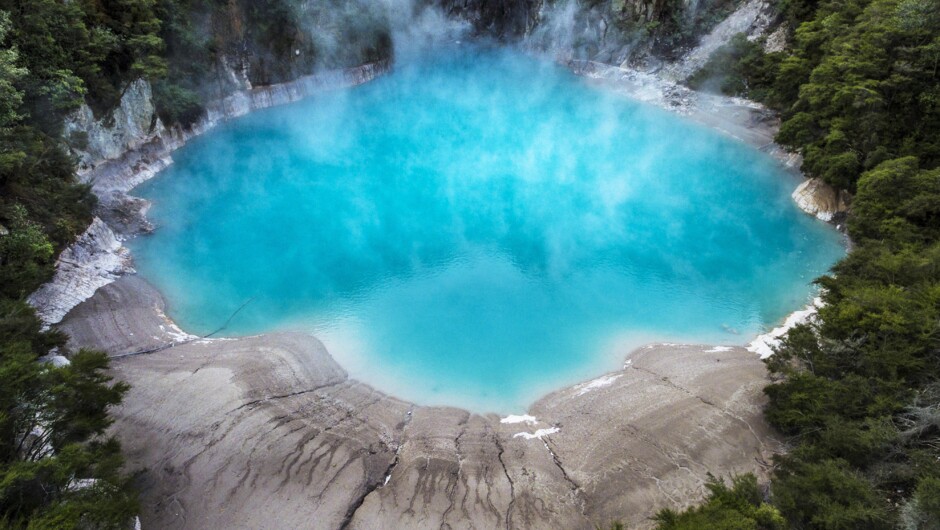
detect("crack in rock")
(338, 406), (414, 530)
(229, 380), (346, 413)
(493, 436), (515, 530)
(543, 437), (586, 515)
(630, 364), (766, 449)
(439, 419), (468, 530)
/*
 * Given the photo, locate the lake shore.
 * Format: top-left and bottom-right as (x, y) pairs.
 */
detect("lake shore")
(33, 53), (830, 529)
(565, 59), (800, 172)
(60, 274), (781, 529)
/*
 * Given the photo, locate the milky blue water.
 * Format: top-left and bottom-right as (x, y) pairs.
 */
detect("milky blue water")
(130, 46), (844, 413)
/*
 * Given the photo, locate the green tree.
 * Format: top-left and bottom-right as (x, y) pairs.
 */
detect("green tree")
(653, 474), (786, 530)
(672, 0), (940, 525)
(0, 205), (54, 299)
(771, 459), (891, 529)
(0, 11), (26, 130)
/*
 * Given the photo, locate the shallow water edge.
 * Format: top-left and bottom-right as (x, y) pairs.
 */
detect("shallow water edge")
(59, 273), (783, 529)
(33, 48), (842, 413)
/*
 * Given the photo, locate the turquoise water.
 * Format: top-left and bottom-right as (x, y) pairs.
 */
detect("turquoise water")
(130, 46), (844, 413)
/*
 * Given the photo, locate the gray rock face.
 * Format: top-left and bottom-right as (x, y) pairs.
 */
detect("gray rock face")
(792, 178), (851, 222)
(763, 23), (789, 53)
(64, 80), (164, 174)
(662, 0), (777, 81)
(60, 276), (781, 530)
(438, 0), (542, 38)
(57, 275), (193, 355)
(27, 218), (132, 325)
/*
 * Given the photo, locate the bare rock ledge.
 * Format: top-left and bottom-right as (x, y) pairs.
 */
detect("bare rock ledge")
(59, 276), (782, 530)
(791, 178), (851, 222)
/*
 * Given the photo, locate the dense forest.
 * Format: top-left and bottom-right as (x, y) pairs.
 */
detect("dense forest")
(662, 0), (940, 527)
(0, 0), (937, 527)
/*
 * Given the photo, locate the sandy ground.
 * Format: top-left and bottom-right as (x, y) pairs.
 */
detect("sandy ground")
(60, 276), (782, 529)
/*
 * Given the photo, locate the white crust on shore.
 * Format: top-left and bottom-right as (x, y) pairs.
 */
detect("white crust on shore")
(500, 414), (539, 424)
(748, 297), (823, 358)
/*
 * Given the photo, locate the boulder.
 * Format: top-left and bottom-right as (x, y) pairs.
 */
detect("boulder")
(791, 177), (850, 222)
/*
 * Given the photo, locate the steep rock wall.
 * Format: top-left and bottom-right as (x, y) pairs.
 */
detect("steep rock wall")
(441, 0), (766, 67)
(662, 0), (776, 80)
(64, 80), (165, 174)
(439, 0), (543, 37)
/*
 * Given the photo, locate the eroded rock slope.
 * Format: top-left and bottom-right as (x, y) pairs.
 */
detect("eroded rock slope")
(60, 277), (781, 530)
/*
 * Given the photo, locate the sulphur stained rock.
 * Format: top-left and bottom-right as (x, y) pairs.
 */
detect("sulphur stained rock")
(791, 178), (850, 222)
(27, 218), (132, 325)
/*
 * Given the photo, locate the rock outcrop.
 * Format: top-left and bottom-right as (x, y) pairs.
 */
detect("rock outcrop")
(662, 0), (777, 81)
(442, 0), (776, 68)
(763, 23), (789, 53)
(64, 80), (165, 174)
(27, 218), (132, 325)
(59, 276), (781, 530)
(791, 177), (851, 222)
(439, 0), (542, 38)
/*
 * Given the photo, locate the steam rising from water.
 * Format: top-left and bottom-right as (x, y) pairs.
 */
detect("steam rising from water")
(305, 0), (471, 66)
(131, 46), (843, 412)
(525, 0), (635, 63)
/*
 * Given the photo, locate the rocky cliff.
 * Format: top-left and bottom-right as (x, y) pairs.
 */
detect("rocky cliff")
(64, 80), (165, 175)
(662, 0), (776, 80)
(27, 218), (133, 325)
(440, 0), (772, 66)
(439, 0), (542, 38)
